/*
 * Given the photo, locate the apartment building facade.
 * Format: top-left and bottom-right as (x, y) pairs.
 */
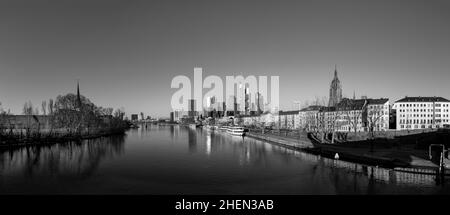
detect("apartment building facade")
(393, 96), (450, 130)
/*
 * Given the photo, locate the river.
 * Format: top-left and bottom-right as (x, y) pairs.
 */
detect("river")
(0, 124), (449, 194)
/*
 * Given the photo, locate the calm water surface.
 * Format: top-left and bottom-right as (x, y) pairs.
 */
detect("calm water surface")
(1, 124), (449, 194)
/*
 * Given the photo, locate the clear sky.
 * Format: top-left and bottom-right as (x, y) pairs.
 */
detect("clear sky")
(0, 0), (449, 118)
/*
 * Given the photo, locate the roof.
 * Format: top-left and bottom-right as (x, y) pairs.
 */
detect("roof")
(337, 98), (367, 109)
(300, 105), (325, 112)
(279, 110), (299, 115)
(320, 106), (336, 112)
(396, 96), (450, 103)
(367, 98), (389, 105)
(336, 98), (389, 110)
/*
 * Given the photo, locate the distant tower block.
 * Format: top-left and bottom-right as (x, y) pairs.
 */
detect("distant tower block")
(328, 65), (343, 107)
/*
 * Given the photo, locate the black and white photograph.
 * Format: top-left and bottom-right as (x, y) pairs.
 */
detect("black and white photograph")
(0, 0), (450, 212)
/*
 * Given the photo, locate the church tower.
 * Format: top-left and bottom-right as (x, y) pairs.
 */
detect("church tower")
(328, 65), (342, 107)
(77, 80), (82, 111)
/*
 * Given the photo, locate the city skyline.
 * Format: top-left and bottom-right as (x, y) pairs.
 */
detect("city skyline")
(1, 0), (450, 117)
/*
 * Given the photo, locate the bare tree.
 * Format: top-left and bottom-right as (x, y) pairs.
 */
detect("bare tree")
(114, 107), (126, 120)
(23, 101), (33, 115)
(317, 110), (327, 143)
(302, 96), (344, 144)
(104, 107), (113, 116)
(0, 102), (5, 135)
(302, 97), (328, 142)
(0, 108), (12, 136)
(312, 96), (328, 107)
(367, 107), (384, 138)
(48, 99), (54, 115)
(41, 101), (47, 115)
(338, 98), (367, 133)
(301, 100), (310, 110)
(22, 101), (34, 137)
(330, 110), (346, 144)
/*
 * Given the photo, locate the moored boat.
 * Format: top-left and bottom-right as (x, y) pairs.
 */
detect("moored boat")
(129, 123), (140, 129)
(219, 126), (229, 131)
(226, 126), (246, 136)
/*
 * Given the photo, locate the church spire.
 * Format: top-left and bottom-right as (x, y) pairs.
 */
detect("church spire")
(334, 64), (338, 78)
(328, 65), (342, 107)
(77, 80), (82, 110)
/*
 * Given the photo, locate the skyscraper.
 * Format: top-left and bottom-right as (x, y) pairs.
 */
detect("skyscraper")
(245, 86), (251, 115)
(328, 66), (342, 107)
(238, 83), (245, 113)
(227, 95), (237, 116)
(188, 99), (196, 118)
(257, 92), (264, 114)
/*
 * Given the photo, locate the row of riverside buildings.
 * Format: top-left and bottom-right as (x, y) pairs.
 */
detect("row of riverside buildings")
(171, 68), (450, 132)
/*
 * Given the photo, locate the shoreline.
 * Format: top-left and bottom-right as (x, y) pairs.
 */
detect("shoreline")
(245, 131), (447, 174)
(0, 128), (128, 150)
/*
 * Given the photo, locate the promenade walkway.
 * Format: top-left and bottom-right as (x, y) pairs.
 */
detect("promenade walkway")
(245, 130), (449, 171)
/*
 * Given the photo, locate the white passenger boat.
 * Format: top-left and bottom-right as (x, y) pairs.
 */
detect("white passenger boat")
(219, 126), (229, 132)
(226, 126), (246, 136)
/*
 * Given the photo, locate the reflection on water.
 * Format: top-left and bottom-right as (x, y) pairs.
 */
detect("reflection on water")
(206, 131), (211, 156)
(0, 135), (125, 181)
(0, 124), (449, 194)
(188, 128), (197, 153)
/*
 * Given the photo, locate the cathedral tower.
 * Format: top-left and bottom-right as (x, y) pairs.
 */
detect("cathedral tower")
(328, 65), (342, 107)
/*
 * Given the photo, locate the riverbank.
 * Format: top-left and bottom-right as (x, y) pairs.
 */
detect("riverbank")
(0, 127), (128, 150)
(245, 131), (449, 172)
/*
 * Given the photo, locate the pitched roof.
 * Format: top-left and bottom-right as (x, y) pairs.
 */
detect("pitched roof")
(320, 106), (336, 112)
(368, 98), (389, 105)
(300, 105), (325, 112)
(395, 96), (450, 103)
(279, 110), (299, 115)
(336, 98), (388, 110)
